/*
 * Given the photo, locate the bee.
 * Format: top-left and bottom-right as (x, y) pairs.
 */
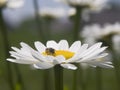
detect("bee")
(45, 48), (55, 55)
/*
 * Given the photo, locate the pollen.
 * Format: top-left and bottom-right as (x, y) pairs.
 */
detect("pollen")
(42, 49), (75, 59)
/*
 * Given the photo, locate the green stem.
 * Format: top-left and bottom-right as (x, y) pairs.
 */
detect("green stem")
(54, 65), (63, 90)
(44, 19), (52, 40)
(96, 67), (102, 90)
(43, 69), (53, 90)
(0, 7), (14, 90)
(73, 6), (82, 41)
(33, 0), (46, 43)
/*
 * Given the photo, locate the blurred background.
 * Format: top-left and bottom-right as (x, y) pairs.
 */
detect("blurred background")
(0, 0), (120, 90)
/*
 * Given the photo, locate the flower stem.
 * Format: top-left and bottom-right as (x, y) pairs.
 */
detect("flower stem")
(44, 18), (52, 40)
(33, 0), (47, 43)
(73, 6), (82, 41)
(43, 69), (53, 90)
(54, 65), (63, 90)
(0, 7), (14, 90)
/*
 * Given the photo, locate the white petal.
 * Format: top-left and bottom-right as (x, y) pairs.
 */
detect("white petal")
(69, 41), (81, 52)
(7, 58), (39, 64)
(61, 64), (77, 70)
(78, 44), (88, 53)
(87, 63), (113, 68)
(10, 51), (20, 57)
(81, 47), (107, 61)
(11, 47), (21, 52)
(33, 62), (54, 69)
(53, 56), (66, 64)
(45, 56), (55, 62)
(20, 42), (35, 55)
(93, 53), (108, 59)
(78, 53), (108, 63)
(34, 41), (46, 53)
(46, 40), (58, 49)
(31, 50), (45, 62)
(79, 42), (102, 57)
(20, 42), (33, 50)
(74, 44), (88, 59)
(9, 51), (33, 60)
(66, 44), (88, 63)
(58, 40), (69, 50)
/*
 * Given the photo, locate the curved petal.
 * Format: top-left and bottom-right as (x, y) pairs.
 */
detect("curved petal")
(86, 62), (113, 68)
(77, 53), (108, 63)
(31, 50), (46, 62)
(46, 40), (58, 49)
(7, 58), (39, 64)
(79, 42), (102, 57)
(33, 62), (54, 69)
(78, 44), (88, 53)
(20, 42), (33, 51)
(53, 55), (66, 64)
(45, 56), (55, 62)
(58, 40), (69, 50)
(69, 41), (81, 53)
(61, 64), (77, 70)
(11, 47), (20, 52)
(81, 47), (107, 61)
(34, 41), (46, 53)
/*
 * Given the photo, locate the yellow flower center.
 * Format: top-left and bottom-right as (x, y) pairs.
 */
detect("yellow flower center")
(42, 48), (75, 59)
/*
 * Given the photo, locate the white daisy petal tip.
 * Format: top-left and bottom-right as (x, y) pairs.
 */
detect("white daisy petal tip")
(61, 64), (77, 70)
(20, 42), (26, 46)
(33, 62), (54, 69)
(7, 58), (16, 63)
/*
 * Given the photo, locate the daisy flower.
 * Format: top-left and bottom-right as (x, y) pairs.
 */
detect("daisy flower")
(39, 7), (76, 19)
(7, 0), (24, 8)
(81, 23), (120, 46)
(55, 0), (109, 12)
(7, 40), (113, 70)
(112, 35), (120, 53)
(0, 0), (24, 8)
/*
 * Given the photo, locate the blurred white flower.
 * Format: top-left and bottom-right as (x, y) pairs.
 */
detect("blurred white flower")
(7, 40), (113, 70)
(112, 35), (120, 53)
(6, 0), (24, 8)
(82, 23), (120, 40)
(55, 0), (109, 12)
(89, 0), (109, 12)
(55, 0), (93, 6)
(81, 23), (120, 51)
(39, 7), (76, 19)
